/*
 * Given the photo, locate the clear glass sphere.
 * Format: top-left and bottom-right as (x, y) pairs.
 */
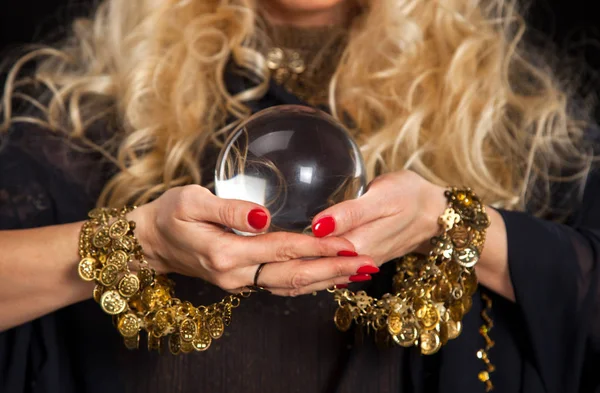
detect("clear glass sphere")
(215, 105), (367, 234)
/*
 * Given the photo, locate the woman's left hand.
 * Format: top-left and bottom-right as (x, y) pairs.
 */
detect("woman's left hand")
(312, 170), (514, 301)
(311, 170), (447, 267)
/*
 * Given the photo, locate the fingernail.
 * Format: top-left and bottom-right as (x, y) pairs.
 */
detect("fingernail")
(312, 216), (335, 237)
(349, 274), (371, 282)
(356, 265), (379, 274)
(248, 208), (268, 230)
(337, 250), (358, 257)
(336, 284), (348, 289)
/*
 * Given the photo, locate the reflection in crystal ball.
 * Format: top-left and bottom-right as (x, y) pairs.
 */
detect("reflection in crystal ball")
(215, 105), (367, 234)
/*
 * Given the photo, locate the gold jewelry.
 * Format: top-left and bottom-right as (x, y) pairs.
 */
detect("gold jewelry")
(329, 187), (493, 385)
(263, 24), (348, 106)
(478, 293), (495, 391)
(78, 207), (247, 354)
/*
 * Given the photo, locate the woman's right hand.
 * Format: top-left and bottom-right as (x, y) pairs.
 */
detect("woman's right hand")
(129, 185), (377, 296)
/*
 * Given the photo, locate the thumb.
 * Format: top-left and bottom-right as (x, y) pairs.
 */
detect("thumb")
(311, 195), (382, 238)
(178, 186), (271, 233)
(210, 197), (271, 233)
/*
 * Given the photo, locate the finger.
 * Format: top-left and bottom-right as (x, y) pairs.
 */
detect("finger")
(268, 276), (353, 297)
(221, 232), (357, 267)
(177, 185), (271, 233)
(311, 193), (391, 238)
(244, 254), (377, 290)
(343, 216), (427, 262)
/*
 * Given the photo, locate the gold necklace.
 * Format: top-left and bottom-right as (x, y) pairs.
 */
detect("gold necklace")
(263, 25), (347, 106)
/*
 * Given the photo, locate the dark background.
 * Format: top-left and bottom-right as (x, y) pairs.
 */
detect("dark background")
(1, 0), (599, 110)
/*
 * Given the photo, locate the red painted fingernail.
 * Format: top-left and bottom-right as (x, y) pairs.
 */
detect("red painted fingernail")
(349, 274), (371, 282)
(356, 265), (379, 274)
(312, 216), (335, 237)
(336, 284), (348, 289)
(337, 250), (358, 257)
(248, 209), (268, 230)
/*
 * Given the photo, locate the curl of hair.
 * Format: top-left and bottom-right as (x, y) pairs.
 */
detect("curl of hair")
(2, 0), (595, 216)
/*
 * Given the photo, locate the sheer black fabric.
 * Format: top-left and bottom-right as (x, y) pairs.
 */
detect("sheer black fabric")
(1, 75), (599, 393)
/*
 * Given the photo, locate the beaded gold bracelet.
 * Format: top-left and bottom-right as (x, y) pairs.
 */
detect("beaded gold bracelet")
(329, 187), (493, 388)
(77, 207), (244, 354)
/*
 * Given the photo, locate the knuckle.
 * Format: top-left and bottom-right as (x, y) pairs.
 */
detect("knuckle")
(173, 185), (202, 216)
(218, 202), (238, 226)
(288, 288), (303, 297)
(275, 245), (299, 262)
(346, 206), (364, 227)
(332, 260), (346, 277)
(209, 255), (235, 273)
(289, 270), (310, 289)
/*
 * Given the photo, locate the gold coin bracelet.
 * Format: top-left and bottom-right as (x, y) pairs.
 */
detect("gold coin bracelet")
(77, 207), (244, 354)
(330, 187), (493, 388)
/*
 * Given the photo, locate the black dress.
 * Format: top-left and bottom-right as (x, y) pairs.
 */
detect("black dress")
(1, 74), (599, 393)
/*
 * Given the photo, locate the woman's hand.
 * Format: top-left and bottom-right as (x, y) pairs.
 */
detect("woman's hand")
(129, 185), (377, 296)
(311, 170), (513, 300)
(311, 171), (447, 267)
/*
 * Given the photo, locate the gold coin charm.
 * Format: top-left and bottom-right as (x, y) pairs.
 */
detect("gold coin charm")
(180, 318), (197, 342)
(432, 237), (454, 259)
(113, 235), (135, 252)
(420, 330), (442, 355)
(118, 274), (140, 298)
(392, 321), (418, 347)
(107, 250), (129, 270)
(93, 285), (105, 303)
(138, 267), (154, 288)
(463, 272), (478, 296)
(472, 211), (490, 230)
(334, 305), (353, 332)
(439, 322), (449, 345)
(448, 301), (464, 322)
(78, 257), (97, 281)
(153, 309), (174, 336)
(92, 226), (111, 248)
(169, 333), (181, 355)
(123, 334), (140, 350)
(454, 247), (479, 268)
(118, 313), (140, 337)
(99, 263), (120, 287)
(450, 225), (471, 249)
(180, 340), (194, 354)
(88, 208), (106, 220)
(447, 320), (462, 340)
(148, 334), (161, 352)
(387, 311), (403, 336)
(100, 290), (127, 315)
(193, 325), (212, 351)
(223, 306), (232, 326)
(416, 303), (440, 330)
(208, 315), (225, 339)
(462, 294), (473, 313)
(141, 285), (171, 309)
(109, 218), (130, 239)
(432, 280), (452, 303)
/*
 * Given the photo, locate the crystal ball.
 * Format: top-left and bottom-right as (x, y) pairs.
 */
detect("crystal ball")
(215, 105), (367, 234)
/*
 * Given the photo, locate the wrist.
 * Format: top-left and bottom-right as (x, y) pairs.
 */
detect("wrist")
(128, 204), (171, 275)
(415, 183), (447, 253)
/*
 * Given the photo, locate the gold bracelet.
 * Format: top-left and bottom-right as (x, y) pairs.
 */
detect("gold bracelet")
(77, 207), (245, 354)
(329, 187), (492, 386)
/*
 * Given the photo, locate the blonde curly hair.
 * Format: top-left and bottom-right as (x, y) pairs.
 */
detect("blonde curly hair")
(1, 0), (594, 215)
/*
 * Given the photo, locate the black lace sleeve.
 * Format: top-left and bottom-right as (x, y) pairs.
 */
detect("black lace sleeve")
(498, 166), (600, 392)
(0, 123), (115, 393)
